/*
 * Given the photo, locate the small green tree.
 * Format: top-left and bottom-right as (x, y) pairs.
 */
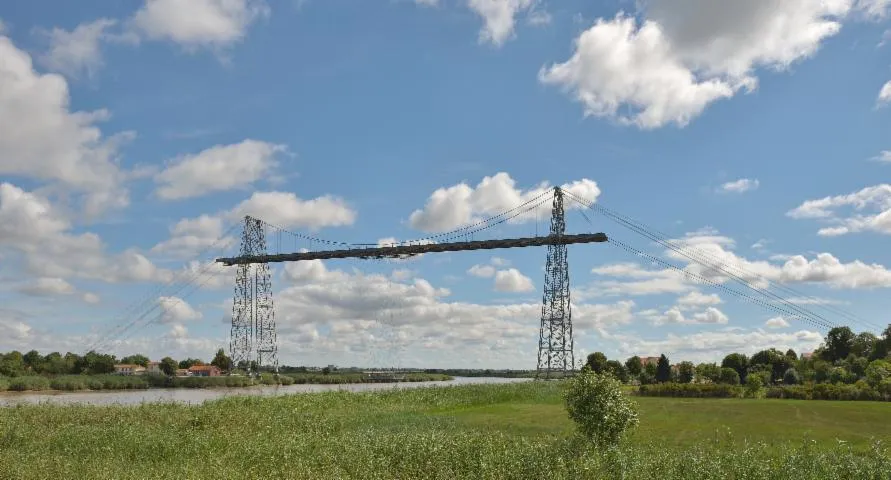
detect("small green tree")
(625, 356), (642, 376)
(695, 362), (721, 383)
(677, 361), (695, 384)
(783, 367), (801, 385)
(719, 367), (740, 385)
(159, 357), (178, 376)
(586, 352), (608, 374)
(655, 354), (671, 383)
(605, 360), (629, 383)
(210, 348), (232, 372)
(120, 354), (150, 367)
(721, 353), (749, 383)
(744, 373), (764, 398)
(563, 368), (639, 447)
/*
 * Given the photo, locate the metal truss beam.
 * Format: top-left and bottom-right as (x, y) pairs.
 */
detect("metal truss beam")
(216, 233), (608, 265)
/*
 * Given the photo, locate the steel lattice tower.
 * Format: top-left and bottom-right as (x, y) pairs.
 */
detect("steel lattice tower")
(537, 187), (574, 378)
(230, 216), (279, 374)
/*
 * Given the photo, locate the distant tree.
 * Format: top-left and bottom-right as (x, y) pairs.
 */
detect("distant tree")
(322, 366), (331, 375)
(644, 361), (657, 377)
(744, 373), (763, 397)
(783, 368), (801, 385)
(120, 354), (150, 367)
(638, 370), (656, 385)
(655, 354), (671, 383)
(586, 352), (609, 374)
(178, 358), (203, 369)
(785, 349), (798, 361)
(41, 352), (65, 375)
(23, 350), (42, 372)
(848, 355), (870, 377)
(719, 368), (740, 385)
(851, 332), (878, 359)
(865, 360), (891, 388)
(695, 363), (721, 383)
(210, 348), (232, 372)
(625, 356), (642, 376)
(159, 357), (178, 376)
(77, 351), (116, 375)
(813, 360), (831, 383)
(677, 361), (695, 384)
(823, 326), (855, 362)
(605, 360), (629, 383)
(721, 353), (749, 383)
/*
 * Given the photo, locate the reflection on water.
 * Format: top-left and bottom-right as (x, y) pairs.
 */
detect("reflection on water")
(0, 376), (532, 407)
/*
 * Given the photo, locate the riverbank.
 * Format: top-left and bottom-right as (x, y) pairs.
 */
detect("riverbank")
(1, 381), (889, 478)
(0, 372), (453, 392)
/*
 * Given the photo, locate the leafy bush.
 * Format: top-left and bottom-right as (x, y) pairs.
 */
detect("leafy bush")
(638, 382), (743, 398)
(783, 368), (800, 385)
(765, 383), (890, 401)
(563, 369), (639, 447)
(719, 368), (740, 385)
(8, 376), (50, 391)
(744, 374), (764, 398)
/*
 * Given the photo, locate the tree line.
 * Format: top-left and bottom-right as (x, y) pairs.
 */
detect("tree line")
(585, 324), (891, 391)
(0, 349), (234, 377)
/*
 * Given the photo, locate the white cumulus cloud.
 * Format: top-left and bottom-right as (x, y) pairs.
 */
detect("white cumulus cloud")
(540, 1), (850, 129)
(130, 0), (269, 51)
(408, 172), (600, 233)
(158, 296), (203, 324)
(494, 268), (535, 292)
(36, 18), (118, 79)
(154, 140), (286, 200)
(765, 317), (790, 329)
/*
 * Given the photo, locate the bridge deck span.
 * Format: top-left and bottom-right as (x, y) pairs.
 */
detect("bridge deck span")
(216, 233), (608, 265)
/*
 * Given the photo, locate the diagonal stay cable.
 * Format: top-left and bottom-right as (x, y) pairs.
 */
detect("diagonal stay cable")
(88, 225), (239, 353)
(564, 192), (846, 330)
(606, 237), (835, 331)
(565, 191), (877, 331)
(107, 261), (228, 349)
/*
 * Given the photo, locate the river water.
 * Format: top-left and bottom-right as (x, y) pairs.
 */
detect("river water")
(0, 376), (532, 407)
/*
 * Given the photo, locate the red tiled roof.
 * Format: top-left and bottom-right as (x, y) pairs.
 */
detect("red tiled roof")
(188, 365), (218, 371)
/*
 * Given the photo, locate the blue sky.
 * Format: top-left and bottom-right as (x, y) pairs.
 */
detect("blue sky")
(1, 0), (890, 369)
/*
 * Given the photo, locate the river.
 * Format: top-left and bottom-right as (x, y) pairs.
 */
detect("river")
(0, 376), (532, 407)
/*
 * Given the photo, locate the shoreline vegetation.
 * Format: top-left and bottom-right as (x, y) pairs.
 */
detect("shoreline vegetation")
(1, 381), (888, 478)
(0, 372), (454, 393)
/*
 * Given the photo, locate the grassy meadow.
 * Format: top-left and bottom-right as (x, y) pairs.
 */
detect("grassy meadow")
(1, 381), (890, 479)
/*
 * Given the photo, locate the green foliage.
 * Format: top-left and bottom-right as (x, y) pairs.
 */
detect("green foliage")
(744, 374), (764, 398)
(785, 349), (798, 361)
(783, 368), (801, 385)
(677, 361), (695, 384)
(765, 383), (891, 401)
(1, 382), (890, 478)
(865, 360), (891, 388)
(178, 358), (204, 369)
(695, 362), (721, 383)
(210, 348), (232, 372)
(586, 352), (608, 374)
(656, 354), (671, 383)
(824, 326), (855, 362)
(159, 357), (178, 376)
(625, 356), (642, 376)
(605, 360), (629, 383)
(719, 368), (740, 385)
(638, 382), (743, 398)
(119, 354), (150, 367)
(564, 369), (639, 447)
(721, 353), (749, 383)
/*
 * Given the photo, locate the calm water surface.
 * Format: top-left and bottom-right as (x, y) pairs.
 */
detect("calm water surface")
(0, 376), (531, 406)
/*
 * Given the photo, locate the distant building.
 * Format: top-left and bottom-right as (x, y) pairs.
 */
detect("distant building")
(188, 365), (221, 377)
(175, 368), (190, 377)
(114, 364), (146, 376)
(146, 362), (163, 375)
(639, 356), (660, 367)
(801, 352), (814, 360)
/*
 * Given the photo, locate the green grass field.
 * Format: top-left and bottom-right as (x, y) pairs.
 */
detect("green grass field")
(1, 382), (889, 479)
